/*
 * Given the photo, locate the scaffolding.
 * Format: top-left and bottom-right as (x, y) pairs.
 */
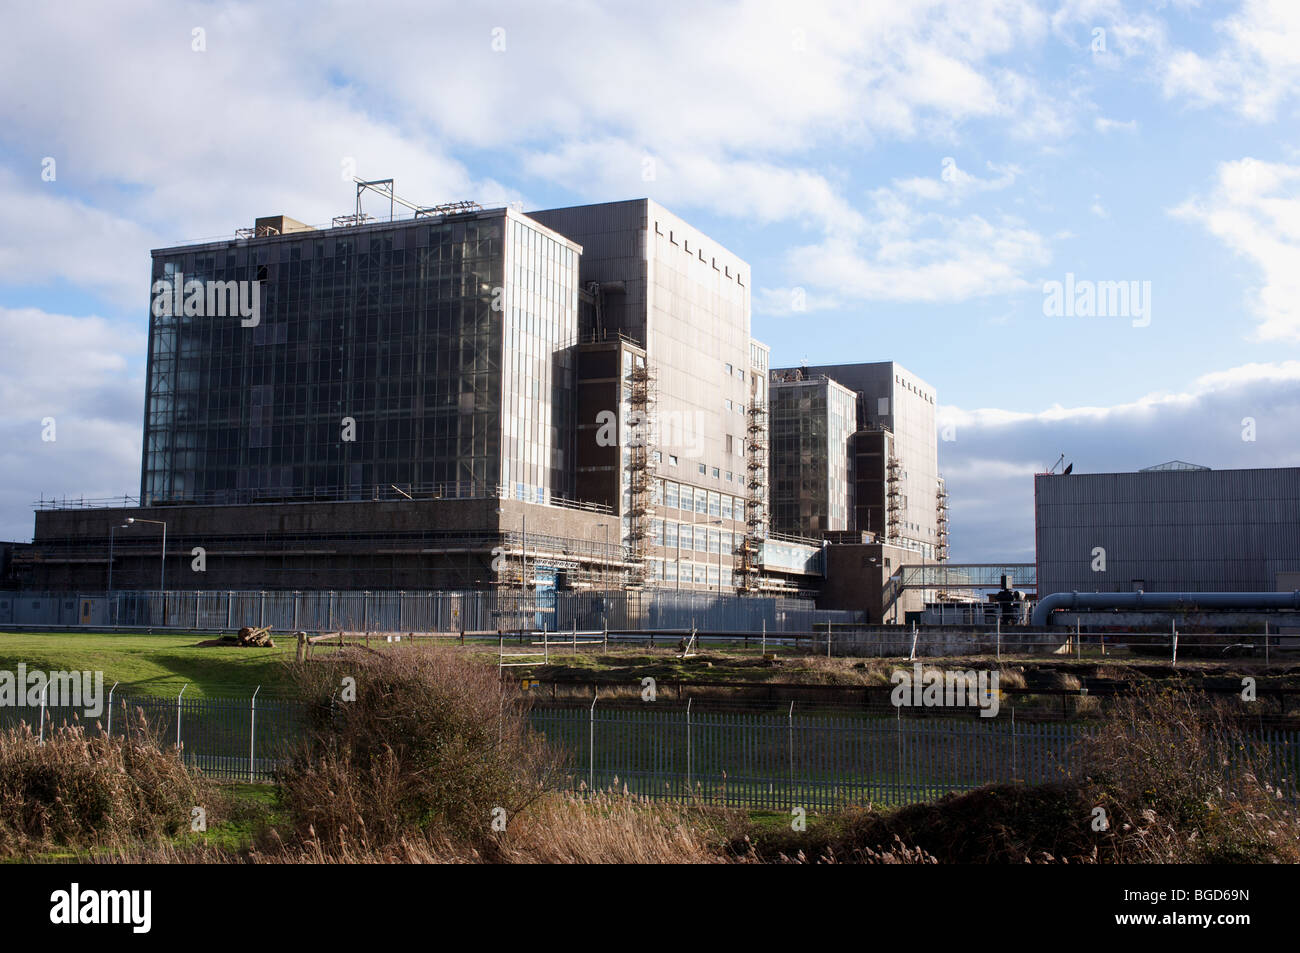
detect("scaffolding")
(886, 454), (902, 541)
(935, 476), (950, 564)
(738, 397), (768, 593)
(624, 357), (656, 589)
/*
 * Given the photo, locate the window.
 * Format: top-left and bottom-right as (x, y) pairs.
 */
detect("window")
(725, 471), (733, 483)
(725, 363), (733, 375)
(711, 467), (720, 478)
(680, 485), (694, 512)
(721, 496), (732, 520)
(669, 454), (678, 466)
(725, 399), (733, 412)
(652, 450), (662, 463)
(725, 434), (733, 454)
(696, 529), (708, 553)
(680, 525), (693, 551)
(664, 480), (679, 509)
(695, 491), (707, 514)
(664, 521), (678, 548)
(698, 463), (707, 475)
(708, 491), (720, 516)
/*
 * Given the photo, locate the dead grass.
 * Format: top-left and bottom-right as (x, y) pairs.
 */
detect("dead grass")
(0, 714), (216, 859)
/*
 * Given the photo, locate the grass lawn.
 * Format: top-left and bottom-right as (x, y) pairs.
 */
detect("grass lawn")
(0, 631), (297, 698)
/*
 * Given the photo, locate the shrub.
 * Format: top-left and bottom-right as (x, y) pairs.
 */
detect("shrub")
(0, 713), (212, 857)
(1070, 686), (1300, 863)
(278, 645), (565, 852)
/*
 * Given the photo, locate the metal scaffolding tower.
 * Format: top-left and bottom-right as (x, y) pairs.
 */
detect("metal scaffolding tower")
(886, 454), (902, 541)
(738, 397), (768, 593)
(935, 476), (950, 563)
(624, 356), (656, 589)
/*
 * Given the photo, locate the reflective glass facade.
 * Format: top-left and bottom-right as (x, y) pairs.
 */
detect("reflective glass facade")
(142, 209), (579, 506)
(768, 375), (856, 536)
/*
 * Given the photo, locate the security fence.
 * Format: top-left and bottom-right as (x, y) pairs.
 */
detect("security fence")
(0, 588), (861, 634)
(9, 693), (1297, 808)
(0, 691), (303, 782)
(533, 705), (1086, 810)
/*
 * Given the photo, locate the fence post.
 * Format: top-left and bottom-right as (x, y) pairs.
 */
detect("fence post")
(573, 619), (577, 653)
(176, 683), (188, 750)
(909, 622), (918, 661)
(787, 700), (794, 808)
(1266, 621), (1270, 669)
(105, 681), (118, 738)
(996, 616), (1001, 662)
(248, 685), (260, 783)
(226, 591), (233, 630)
(1172, 620), (1178, 667)
(589, 692), (598, 793)
(762, 620), (766, 656)
(38, 685), (48, 744)
(1011, 706), (1017, 782)
(1076, 619), (1081, 660)
(686, 697), (693, 794)
(195, 592), (200, 630)
(259, 591), (266, 628)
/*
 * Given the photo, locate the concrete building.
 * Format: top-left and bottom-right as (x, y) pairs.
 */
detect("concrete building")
(769, 361), (942, 560)
(767, 373), (857, 537)
(1035, 463), (1300, 596)
(142, 205), (582, 508)
(529, 200), (768, 592)
(26, 192), (802, 596)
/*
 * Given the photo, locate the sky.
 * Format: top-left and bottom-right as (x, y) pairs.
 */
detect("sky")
(1, 0), (1298, 560)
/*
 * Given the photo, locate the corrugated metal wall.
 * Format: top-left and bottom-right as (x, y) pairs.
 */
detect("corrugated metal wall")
(1034, 468), (1300, 594)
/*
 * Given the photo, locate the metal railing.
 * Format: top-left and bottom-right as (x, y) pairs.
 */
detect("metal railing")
(0, 690), (303, 782)
(0, 588), (858, 634)
(8, 694), (1297, 808)
(35, 482), (612, 514)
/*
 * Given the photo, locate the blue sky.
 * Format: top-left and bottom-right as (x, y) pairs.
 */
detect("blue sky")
(2, 0), (1298, 559)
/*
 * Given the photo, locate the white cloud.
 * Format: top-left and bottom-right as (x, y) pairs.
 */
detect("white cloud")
(941, 360), (1300, 561)
(775, 185), (1051, 307)
(1160, 0), (1300, 120)
(894, 159), (1021, 202)
(1172, 158), (1300, 342)
(525, 140), (866, 236)
(1093, 116), (1138, 133)
(0, 307), (143, 540)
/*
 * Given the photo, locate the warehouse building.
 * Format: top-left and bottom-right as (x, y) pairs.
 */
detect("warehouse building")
(1034, 462), (1300, 596)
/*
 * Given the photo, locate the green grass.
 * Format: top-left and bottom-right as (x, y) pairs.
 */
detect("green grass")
(0, 631), (297, 698)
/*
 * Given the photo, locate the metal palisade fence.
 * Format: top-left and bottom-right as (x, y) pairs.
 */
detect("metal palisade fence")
(1, 588), (861, 634)
(531, 705), (1086, 810)
(7, 694), (1298, 808)
(0, 691), (303, 782)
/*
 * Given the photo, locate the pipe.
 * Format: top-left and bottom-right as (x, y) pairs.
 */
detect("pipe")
(1031, 590), (1300, 627)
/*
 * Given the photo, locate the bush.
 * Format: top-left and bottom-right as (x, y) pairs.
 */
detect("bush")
(1070, 686), (1300, 863)
(278, 645), (565, 852)
(0, 713), (212, 857)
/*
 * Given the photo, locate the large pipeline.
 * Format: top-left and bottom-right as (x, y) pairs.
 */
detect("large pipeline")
(1030, 590), (1300, 627)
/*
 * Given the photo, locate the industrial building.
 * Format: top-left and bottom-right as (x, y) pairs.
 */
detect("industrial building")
(21, 185), (843, 601)
(769, 361), (945, 561)
(1034, 462), (1300, 598)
